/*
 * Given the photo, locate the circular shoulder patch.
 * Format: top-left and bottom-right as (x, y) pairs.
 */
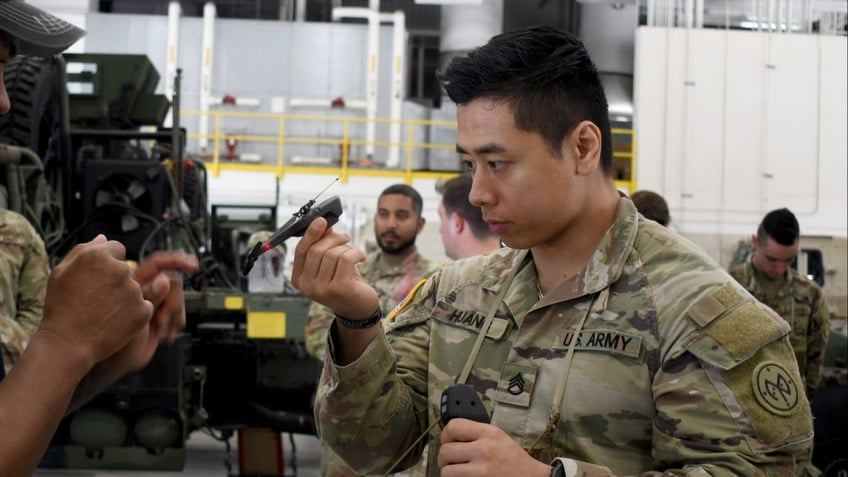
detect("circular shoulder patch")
(752, 362), (800, 416)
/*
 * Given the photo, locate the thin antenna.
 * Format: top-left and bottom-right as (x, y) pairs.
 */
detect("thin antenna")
(294, 177), (340, 218)
(312, 176), (340, 202)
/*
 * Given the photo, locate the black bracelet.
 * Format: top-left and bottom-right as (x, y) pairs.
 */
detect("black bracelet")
(334, 307), (383, 329)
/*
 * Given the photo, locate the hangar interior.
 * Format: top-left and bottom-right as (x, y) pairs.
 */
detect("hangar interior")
(3, 0), (846, 475)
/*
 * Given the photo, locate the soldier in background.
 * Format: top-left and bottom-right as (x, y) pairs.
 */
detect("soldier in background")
(245, 229), (296, 294)
(292, 26), (815, 476)
(0, 208), (49, 367)
(304, 183), (436, 477)
(630, 189), (670, 227)
(729, 208), (830, 399)
(436, 174), (501, 260)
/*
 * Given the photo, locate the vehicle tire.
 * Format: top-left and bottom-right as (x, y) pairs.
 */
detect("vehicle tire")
(0, 55), (66, 254)
(0, 55), (63, 170)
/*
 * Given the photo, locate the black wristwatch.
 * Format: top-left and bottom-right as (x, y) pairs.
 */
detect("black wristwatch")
(334, 307), (383, 329)
(550, 458), (566, 477)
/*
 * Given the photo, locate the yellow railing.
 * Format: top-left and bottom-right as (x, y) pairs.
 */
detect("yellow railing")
(181, 109), (636, 191)
(611, 127), (637, 193)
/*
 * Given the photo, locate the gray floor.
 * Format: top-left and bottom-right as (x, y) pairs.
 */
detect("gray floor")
(34, 431), (325, 477)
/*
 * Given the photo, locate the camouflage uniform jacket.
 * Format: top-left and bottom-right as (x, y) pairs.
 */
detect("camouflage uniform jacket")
(314, 198), (814, 476)
(305, 249), (436, 477)
(729, 258), (830, 398)
(305, 249), (436, 360)
(0, 209), (49, 364)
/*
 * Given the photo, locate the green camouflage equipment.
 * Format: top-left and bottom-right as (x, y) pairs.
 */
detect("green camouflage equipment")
(729, 258), (830, 399)
(0, 208), (49, 364)
(306, 249), (436, 477)
(313, 198), (815, 476)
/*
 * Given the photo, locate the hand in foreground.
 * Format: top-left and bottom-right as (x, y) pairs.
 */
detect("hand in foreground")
(38, 235), (153, 369)
(102, 251), (199, 374)
(439, 419), (552, 477)
(291, 218), (378, 320)
(67, 248), (198, 411)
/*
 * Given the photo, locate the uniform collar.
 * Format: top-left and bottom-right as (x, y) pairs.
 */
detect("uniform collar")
(540, 194), (638, 304)
(474, 194), (639, 313)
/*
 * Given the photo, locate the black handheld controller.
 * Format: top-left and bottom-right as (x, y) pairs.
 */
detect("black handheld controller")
(242, 195), (343, 276)
(440, 384), (490, 425)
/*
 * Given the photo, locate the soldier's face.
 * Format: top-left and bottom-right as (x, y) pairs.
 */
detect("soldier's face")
(374, 193), (424, 255)
(0, 32), (16, 115)
(457, 98), (586, 250)
(752, 236), (799, 279)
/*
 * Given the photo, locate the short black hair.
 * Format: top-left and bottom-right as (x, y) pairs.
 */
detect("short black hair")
(437, 174), (492, 239)
(630, 190), (670, 227)
(438, 25), (613, 176)
(380, 184), (423, 217)
(758, 208), (800, 246)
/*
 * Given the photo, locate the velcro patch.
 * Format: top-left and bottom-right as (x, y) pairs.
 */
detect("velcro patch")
(553, 329), (643, 360)
(704, 301), (787, 366)
(435, 310), (513, 341)
(688, 283), (744, 327)
(752, 362), (801, 417)
(719, 343), (812, 446)
(495, 363), (537, 407)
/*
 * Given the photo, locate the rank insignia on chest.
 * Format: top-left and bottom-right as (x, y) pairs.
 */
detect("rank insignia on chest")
(495, 363), (537, 407)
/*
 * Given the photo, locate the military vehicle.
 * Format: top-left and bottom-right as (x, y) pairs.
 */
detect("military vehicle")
(0, 53), (320, 471)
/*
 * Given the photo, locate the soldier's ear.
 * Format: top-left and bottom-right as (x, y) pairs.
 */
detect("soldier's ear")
(453, 213), (466, 235)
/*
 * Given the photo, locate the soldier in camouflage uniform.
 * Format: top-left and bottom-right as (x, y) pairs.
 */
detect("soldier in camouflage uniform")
(729, 208), (830, 399)
(1, 10), (200, 475)
(305, 184), (437, 477)
(292, 27), (815, 476)
(0, 208), (49, 366)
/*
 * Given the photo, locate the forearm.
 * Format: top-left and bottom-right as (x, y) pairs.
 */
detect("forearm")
(0, 330), (93, 476)
(331, 319), (383, 365)
(315, 329), (425, 474)
(67, 359), (126, 413)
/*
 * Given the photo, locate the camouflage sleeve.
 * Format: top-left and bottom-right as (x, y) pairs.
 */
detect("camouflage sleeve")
(15, 225), (49, 334)
(643, 290), (815, 475)
(304, 301), (335, 360)
(313, 275), (436, 475)
(804, 292), (830, 398)
(552, 294), (816, 477)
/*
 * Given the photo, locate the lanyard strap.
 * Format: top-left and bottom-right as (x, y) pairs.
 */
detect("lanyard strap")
(456, 249), (529, 385)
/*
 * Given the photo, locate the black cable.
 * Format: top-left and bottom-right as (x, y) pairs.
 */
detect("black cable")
(201, 426), (234, 475)
(49, 202), (161, 264)
(288, 432), (298, 477)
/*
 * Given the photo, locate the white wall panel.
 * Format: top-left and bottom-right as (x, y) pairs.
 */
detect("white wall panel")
(814, 37), (848, 235)
(680, 29), (726, 213)
(764, 34), (819, 213)
(633, 27), (669, 192)
(635, 26), (846, 238)
(723, 31), (767, 214)
(662, 29), (689, 214)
